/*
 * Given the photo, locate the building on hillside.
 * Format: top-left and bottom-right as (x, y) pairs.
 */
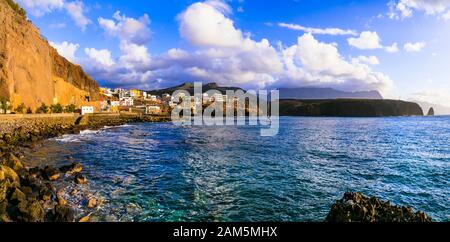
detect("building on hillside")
(81, 106), (94, 115)
(146, 105), (162, 115)
(120, 97), (134, 107)
(130, 89), (142, 98)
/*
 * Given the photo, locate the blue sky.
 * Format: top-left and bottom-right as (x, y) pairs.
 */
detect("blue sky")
(16, 0), (450, 106)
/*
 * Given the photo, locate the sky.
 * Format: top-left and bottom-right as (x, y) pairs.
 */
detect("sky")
(15, 0), (450, 107)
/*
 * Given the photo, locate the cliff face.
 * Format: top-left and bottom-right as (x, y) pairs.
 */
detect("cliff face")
(279, 99), (424, 117)
(0, 0), (100, 110)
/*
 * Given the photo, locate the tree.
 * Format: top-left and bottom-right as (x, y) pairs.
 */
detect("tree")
(36, 103), (49, 114)
(50, 103), (63, 113)
(65, 104), (77, 113)
(0, 99), (11, 114)
(26, 107), (32, 114)
(14, 103), (26, 114)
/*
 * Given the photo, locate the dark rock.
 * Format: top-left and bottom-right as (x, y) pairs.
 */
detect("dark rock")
(12, 200), (45, 222)
(8, 188), (27, 204)
(49, 205), (75, 222)
(427, 107), (435, 116)
(42, 166), (60, 181)
(59, 162), (83, 175)
(28, 167), (41, 179)
(74, 174), (88, 185)
(326, 192), (433, 222)
(0, 165), (20, 188)
(1, 153), (24, 171)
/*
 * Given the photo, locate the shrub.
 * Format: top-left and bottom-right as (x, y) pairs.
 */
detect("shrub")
(0, 99), (11, 114)
(36, 103), (49, 114)
(14, 103), (26, 114)
(64, 104), (77, 113)
(26, 107), (32, 114)
(5, 0), (26, 17)
(50, 103), (63, 113)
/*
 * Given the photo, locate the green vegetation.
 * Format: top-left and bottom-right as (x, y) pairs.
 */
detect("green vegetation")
(0, 99), (11, 114)
(36, 103), (49, 114)
(26, 107), (32, 114)
(64, 104), (77, 113)
(50, 103), (63, 113)
(5, 0), (26, 17)
(14, 103), (26, 114)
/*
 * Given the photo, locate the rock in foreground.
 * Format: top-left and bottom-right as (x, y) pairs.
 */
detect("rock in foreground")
(326, 192), (433, 222)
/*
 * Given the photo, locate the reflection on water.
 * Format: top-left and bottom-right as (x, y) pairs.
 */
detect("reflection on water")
(21, 117), (450, 221)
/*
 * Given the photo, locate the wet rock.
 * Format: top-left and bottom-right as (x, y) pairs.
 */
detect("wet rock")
(2, 153), (24, 171)
(12, 200), (45, 222)
(79, 214), (91, 222)
(42, 166), (60, 181)
(49, 205), (75, 222)
(9, 188), (27, 204)
(87, 198), (98, 208)
(28, 167), (41, 179)
(74, 174), (88, 185)
(0, 165), (20, 188)
(56, 189), (67, 206)
(59, 162), (83, 175)
(70, 189), (78, 196)
(326, 192), (433, 222)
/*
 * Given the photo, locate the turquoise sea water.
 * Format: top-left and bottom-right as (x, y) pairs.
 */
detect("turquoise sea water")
(23, 117), (450, 221)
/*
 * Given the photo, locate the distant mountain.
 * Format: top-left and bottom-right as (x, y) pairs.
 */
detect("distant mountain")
(278, 87), (383, 100)
(412, 101), (450, 115)
(147, 82), (244, 96)
(279, 99), (423, 117)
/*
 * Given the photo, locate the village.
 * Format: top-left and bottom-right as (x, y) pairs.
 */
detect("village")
(98, 87), (234, 116)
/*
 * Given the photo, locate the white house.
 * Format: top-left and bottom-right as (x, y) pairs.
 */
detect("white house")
(81, 106), (94, 115)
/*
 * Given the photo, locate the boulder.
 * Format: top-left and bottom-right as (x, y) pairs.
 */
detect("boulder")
(87, 198), (98, 208)
(13, 200), (45, 222)
(42, 166), (60, 181)
(0, 165), (20, 188)
(74, 174), (88, 185)
(9, 188), (27, 204)
(50, 205), (75, 222)
(59, 162), (83, 175)
(1, 153), (24, 171)
(326, 192), (433, 222)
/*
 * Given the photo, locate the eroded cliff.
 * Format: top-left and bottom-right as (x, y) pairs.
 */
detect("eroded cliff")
(0, 0), (100, 111)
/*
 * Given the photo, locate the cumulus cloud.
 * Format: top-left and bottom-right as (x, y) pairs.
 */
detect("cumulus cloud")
(385, 42), (400, 53)
(280, 33), (393, 94)
(388, 0), (450, 19)
(404, 42), (426, 52)
(18, 0), (64, 16)
(410, 90), (450, 107)
(98, 11), (151, 45)
(278, 23), (358, 36)
(50, 41), (80, 63)
(64, 1), (90, 31)
(348, 31), (383, 50)
(17, 0), (90, 30)
(83, 0), (393, 95)
(84, 48), (115, 67)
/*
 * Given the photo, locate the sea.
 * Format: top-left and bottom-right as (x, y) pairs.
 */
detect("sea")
(22, 116), (450, 222)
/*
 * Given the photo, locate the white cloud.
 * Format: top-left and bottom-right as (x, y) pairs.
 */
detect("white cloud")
(84, 48), (115, 67)
(18, 0), (64, 16)
(64, 1), (90, 31)
(410, 90), (450, 107)
(353, 55), (380, 65)
(84, 1), (393, 95)
(17, 0), (90, 30)
(278, 23), (358, 36)
(348, 31), (383, 50)
(385, 42), (400, 53)
(404, 42), (426, 52)
(280, 33), (393, 94)
(389, 0), (450, 19)
(177, 1), (244, 48)
(98, 11), (151, 45)
(50, 41), (79, 63)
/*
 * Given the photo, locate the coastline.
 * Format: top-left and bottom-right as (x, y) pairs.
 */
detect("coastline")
(0, 114), (437, 222)
(0, 113), (170, 222)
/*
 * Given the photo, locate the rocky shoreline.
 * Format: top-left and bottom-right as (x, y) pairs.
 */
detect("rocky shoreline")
(326, 192), (433, 222)
(0, 114), (170, 222)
